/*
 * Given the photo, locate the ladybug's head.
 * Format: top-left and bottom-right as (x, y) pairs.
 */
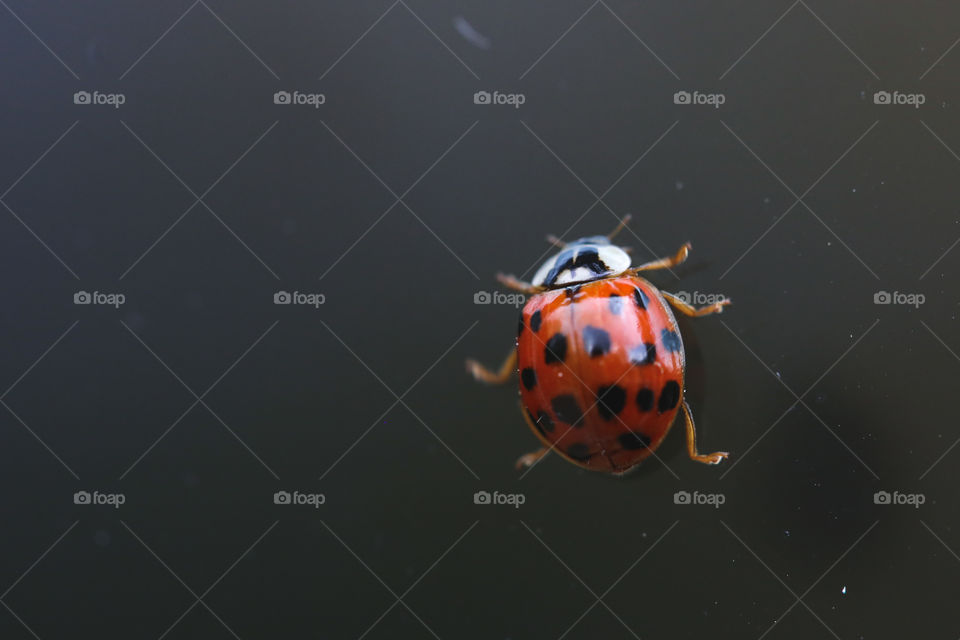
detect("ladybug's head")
(531, 236), (632, 288)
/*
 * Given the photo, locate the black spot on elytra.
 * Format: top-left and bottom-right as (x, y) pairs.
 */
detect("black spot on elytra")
(658, 380), (681, 413)
(618, 431), (652, 450)
(597, 385), (626, 420)
(551, 394), (583, 426)
(566, 442), (592, 461)
(608, 294), (624, 314)
(536, 411), (554, 433)
(527, 409), (554, 437)
(521, 368), (537, 390)
(544, 333), (567, 364)
(633, 288), (648, 310)
(636, 387), (654, 411)
(530, 310), (542, 333)
(582, 326), (611, 357)
(629, 343), (657, 366)
(661, 328), (682, 353)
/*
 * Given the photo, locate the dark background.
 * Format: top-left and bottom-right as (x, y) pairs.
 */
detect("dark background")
(1, 1), (958, 638)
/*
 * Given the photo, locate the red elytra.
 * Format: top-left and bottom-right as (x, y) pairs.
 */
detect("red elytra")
(467, 217), (731, 474)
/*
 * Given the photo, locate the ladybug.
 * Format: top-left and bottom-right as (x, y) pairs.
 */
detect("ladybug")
(466, 216), (731, 473)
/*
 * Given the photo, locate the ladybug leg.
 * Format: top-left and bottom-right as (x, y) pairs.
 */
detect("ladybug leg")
(545, 234), (567, 248)
(606, 213), (633, 240)
(515, 447), (550, 470)
(628, 242), (691, 273)
(661, 291), (732, 317)
(465, 349), (517, 385)
(682, 400), (729, 465)
(496, 273), (545, 295)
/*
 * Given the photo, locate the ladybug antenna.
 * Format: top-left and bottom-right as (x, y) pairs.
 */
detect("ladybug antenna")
(545, 234), (567, 249)
(607, 214), (632, 241)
